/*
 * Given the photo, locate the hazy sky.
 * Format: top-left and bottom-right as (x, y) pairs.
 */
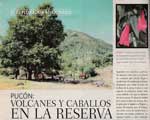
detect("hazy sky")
(0, 0), (112, 43)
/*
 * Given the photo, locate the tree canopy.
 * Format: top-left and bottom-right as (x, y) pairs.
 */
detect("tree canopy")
(0, 3), (65, 79)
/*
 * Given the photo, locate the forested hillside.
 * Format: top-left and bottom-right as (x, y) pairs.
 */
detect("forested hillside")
(59, 30), (112, 76)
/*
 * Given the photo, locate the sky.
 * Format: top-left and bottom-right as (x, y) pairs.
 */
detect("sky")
(0, 0), (113, 43)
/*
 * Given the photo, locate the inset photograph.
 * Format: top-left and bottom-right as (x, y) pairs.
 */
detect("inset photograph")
(116, 4), (148, 48)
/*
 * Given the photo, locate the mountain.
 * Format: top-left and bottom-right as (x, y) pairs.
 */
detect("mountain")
(59, 30), (112, 73)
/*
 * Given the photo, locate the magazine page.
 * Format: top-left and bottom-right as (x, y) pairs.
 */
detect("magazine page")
(113, 0), (150, 120)
(0, 0), (113, 120)
(0, 0), (149, 120)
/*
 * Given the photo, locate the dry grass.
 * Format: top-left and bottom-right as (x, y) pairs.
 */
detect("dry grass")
(0, 75), (30, 89)
(0, 66), (112, 90)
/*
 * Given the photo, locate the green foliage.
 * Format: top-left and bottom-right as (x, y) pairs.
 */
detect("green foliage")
(92, 57), (103, 67)
(0, 68), (13, 76)
(59, 30), (113, 75)
(0, 3), (65, 78)
(25, 43), (61, 70)
(92, 52), (113, 67)
(82, 64), (96, 77)
(103, 52), (113, 66)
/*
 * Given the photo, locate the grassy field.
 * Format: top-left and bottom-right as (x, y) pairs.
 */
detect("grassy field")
(0, 66), (112, 90)
(0, 76), (111, 90)
(0, 76), (110, 90)
(0, 75), (31, 89)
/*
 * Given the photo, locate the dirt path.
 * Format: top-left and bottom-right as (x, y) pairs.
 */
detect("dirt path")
(0, 78), (111, 90)
(29, 81), (112, 89)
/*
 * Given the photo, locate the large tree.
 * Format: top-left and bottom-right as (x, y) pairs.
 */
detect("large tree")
(0, 3), (66, 79)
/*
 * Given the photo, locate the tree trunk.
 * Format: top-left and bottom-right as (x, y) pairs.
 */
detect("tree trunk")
(14, 68), (19, 79)
(26, 64), (33, 80)
(27, 70), (32, 80)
